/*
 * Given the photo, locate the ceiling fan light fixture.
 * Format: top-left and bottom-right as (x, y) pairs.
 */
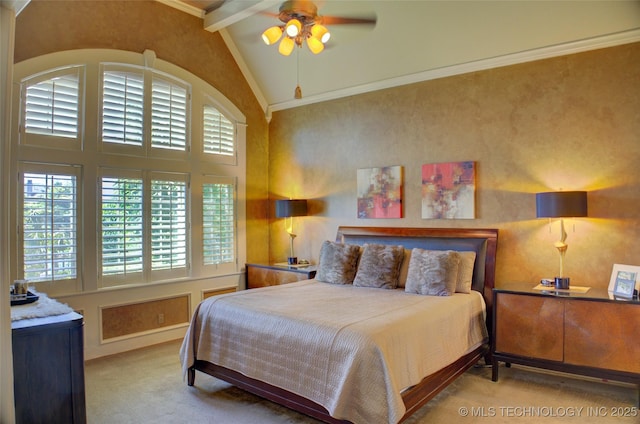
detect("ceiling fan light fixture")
(263, 1), (375, 57)
(285, 18), (302, 37)
(310, 24), (330, 44)
(278, 36), (295, 56)
(262, 26), (283, 45)
(306, 36), (324, 54)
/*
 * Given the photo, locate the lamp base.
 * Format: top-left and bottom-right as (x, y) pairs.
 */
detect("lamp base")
(554, 277), (570, 290)
(287, 257), (298, 265)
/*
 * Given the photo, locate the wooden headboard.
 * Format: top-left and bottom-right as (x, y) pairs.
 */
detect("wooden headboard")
(335, 226), (499, 319)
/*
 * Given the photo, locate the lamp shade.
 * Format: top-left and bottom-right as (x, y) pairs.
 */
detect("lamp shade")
(536, 191), (588, 218)
(275, 199), (308, 218)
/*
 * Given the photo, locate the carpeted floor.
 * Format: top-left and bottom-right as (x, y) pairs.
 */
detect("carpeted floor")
(85, 339), (638, 423)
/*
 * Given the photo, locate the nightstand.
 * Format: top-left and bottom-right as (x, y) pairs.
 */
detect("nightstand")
(246, 263), (317, 289)
(12, 312), (86, 423)
(492, 283), (640, 405)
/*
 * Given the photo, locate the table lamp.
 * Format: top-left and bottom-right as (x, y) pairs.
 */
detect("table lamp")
(275, 199), (308, 265)
(536, 191), (588, 289)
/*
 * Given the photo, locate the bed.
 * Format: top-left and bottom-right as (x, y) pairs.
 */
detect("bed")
(181, 226), (498, 424)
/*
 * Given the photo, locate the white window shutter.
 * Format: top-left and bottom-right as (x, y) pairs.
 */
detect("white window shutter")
(102, 70), (145, 146)
(152, 77), (188, 151)
(203, 104), (235, 156)
(22, 172), (78, 282)
(203, 181), (235, 265)
(150, 179), (187, 270)
(24, 74), (79, 139)
(101, 176), (144, 276)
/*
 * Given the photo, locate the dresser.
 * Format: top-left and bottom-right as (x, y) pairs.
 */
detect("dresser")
(246, 263), (317, 289)
(492, 283), (639, 405)
(12, 312), (86, 424)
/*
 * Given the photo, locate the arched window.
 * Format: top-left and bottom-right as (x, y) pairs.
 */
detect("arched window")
(12, 49), (246, 295)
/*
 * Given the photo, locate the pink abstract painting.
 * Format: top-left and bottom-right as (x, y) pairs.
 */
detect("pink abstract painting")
(421, 161), (475, 219)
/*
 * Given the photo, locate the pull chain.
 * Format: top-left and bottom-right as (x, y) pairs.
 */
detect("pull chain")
(295, 48), (302, 99)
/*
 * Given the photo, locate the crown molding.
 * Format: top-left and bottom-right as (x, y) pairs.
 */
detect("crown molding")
(156, 0), (204, 18)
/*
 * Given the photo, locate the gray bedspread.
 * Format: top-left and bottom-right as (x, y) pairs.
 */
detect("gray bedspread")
(180, 280), (487, 424)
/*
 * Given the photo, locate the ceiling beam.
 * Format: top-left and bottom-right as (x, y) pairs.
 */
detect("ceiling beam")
(204, 0), (279, 33)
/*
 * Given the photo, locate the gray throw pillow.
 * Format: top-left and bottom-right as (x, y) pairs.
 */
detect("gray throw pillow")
(315, 241), (361, 285)
(353, 243), (405, 289)
(405, 249), (461, 296)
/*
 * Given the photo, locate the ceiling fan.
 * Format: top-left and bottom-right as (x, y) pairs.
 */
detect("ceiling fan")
(261, 0), (377, 56)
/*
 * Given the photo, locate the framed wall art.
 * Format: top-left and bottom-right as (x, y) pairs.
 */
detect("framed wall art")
(421, 161), (475, 219)
(357, 166), (403, 219)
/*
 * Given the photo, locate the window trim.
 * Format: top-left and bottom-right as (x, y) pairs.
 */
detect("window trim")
(12, 49), (247, 295)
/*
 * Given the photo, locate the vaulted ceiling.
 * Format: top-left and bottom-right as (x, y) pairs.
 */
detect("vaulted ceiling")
(82, 1), (640, 116)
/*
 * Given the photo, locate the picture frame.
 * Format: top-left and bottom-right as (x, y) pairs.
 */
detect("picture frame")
(421, 161), (475, 219)
(356, 166), (403, 219)
(608, 264), (640, 298)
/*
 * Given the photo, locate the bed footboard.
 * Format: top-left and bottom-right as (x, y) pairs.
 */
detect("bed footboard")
(189, 343), (488, 424)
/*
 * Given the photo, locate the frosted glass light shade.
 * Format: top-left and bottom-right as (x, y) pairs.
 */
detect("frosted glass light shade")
(278, 36), (295, 56)
(311, 24), (330, 43)
(262, 26), (283, 45)
(285, 19), (301, 37)
(307, 36), (324, 54)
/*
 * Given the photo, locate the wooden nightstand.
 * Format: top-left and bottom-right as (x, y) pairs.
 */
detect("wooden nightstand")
(492, 283), (640, 405)
(246, 263), (317, 289)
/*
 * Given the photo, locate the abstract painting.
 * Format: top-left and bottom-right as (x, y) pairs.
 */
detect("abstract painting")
(421, 161), (475, 219)
(357, 166), (403, 219)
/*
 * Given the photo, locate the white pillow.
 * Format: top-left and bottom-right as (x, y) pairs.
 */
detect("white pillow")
(455, 251), (477, 293)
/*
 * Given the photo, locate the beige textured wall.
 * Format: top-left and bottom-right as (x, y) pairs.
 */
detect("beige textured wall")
(14, 0), (270, 264)
(269, 43), (640, 289)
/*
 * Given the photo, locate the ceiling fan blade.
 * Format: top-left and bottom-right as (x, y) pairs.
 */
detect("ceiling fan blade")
(318, 15), (376, 26)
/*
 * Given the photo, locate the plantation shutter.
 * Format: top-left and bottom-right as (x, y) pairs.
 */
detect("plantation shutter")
(22, 172), (78, 282)
(203, 180), (235, 265)
(203, 104), (235, 156)
(24, 73), (79, 139)
(102, 70), (144, 146)
(151, 178), (187, 270)
(101, 176), (144, 276)
(152, 78), (188, 151)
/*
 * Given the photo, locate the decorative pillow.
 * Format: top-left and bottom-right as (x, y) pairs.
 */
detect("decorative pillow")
(404, 249), (461, 296)
(455, 251), (477, 293)
(353, 243), (405, 289)
(315, 241), (361, 285)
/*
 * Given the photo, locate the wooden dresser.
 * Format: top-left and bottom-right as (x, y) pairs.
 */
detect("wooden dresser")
(246, 263), (317, 289)
(492, 283), (639, 405)
(12, 312), (86, 423)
